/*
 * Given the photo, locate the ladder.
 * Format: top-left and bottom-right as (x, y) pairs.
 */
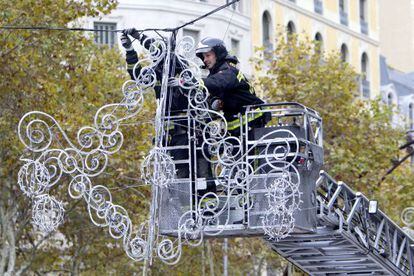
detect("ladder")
(266, 170), (414, 275)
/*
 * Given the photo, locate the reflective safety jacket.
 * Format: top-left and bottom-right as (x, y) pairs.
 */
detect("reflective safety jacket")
(202, 58), (265, 131)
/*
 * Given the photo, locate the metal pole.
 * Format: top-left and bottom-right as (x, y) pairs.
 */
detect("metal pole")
(142, 258), (148, 276)
(146, 33), (173, 269)
(202, 241), (206, 276)
(223, 238), (228, 276)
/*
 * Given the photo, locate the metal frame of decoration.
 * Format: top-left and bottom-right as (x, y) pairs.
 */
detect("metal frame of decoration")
(17, 33), (322, 265)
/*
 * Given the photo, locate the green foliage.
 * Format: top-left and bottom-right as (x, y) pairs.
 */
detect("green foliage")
(0, 0), (156, 274)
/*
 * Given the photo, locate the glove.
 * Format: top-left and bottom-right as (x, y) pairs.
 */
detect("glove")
(120, 33), (133, 51)
(168, 77), (179, 87)
(123, 28), (141, 40)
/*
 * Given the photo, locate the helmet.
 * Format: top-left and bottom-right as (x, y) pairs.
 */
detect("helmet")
(196, 37), (228, 61)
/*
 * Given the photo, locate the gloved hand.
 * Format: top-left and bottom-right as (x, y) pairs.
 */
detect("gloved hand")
(123, 28), (141, 40)
(168, 77), (179, 87)
(120, 33), (133, 51)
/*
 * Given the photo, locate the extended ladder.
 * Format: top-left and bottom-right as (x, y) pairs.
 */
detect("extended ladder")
(267, 170), (414, 275)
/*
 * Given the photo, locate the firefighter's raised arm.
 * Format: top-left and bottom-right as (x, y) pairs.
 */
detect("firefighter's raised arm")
(120, 32), (141, 80)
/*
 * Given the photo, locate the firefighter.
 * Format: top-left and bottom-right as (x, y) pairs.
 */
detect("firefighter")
(195, 37), (269, 137)
(120, 29), (213, 184)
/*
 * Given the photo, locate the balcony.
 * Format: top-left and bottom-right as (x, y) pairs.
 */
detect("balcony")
(360, 19), (369, 35)
(314, 0), (323, 14)
(340, 10), (348, 26)
(361, 79), (370, 98)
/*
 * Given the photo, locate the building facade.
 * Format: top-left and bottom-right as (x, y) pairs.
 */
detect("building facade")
(379, 0), (414, 73)
(251, 0), (381, 99)
(87, 0), (381, 99)
(381, 56), (414, 129)
(378, 0), (414, 133)
(84, 0), (253, 74)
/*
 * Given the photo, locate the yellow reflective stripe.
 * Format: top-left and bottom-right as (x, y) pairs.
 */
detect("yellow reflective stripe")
(126, 63), (136, 69)
(227, 108), (263, 131)
(249, 85), (256, 95)
(236, 71), (245, 82)
(199, 78), (205, 88)
(164, 121), (175, 130)
(164, 115), (187, 131)
(227, 119), (239, 130)
(249, 110), (263, 121)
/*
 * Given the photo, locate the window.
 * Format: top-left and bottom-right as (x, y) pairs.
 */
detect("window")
(361, 52), (370, 98)
(182, 29), (200, 43)
(359, 0), (368, 34)
(286, 21), (296, 35)
(286, 21), (296, 42)
(314, 0), (323, 14)
(94, 22), (117, 47)
(361, 52), (368, 79)
(314, 32), (323, 52)
(262, 11), (272, 52)
(359, 0), (367, 21)
(230, 38), (240, 57)
(387, 93), (393, 106)
(340, 43), (349, 62)
(339, 0), (348, 26)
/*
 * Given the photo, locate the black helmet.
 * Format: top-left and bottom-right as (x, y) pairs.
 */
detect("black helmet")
(196, 37), (228, 61)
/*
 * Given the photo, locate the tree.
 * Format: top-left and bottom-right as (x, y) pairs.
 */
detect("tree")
(0, 0), (155, 274)
(252, 31), (414, 224)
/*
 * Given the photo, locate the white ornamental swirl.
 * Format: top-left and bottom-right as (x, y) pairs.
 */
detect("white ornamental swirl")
(262, 211), (295, 241)
(16, 33), (309, 266)
(255, 130), (302, 240)
(32, 194), (65, 233)
(17, 31), (165, 264)
(18, 160), (51, 197)
(401, 207), (414, 228)
(141, 147), (176, 187)
(265, 168), (301, 213)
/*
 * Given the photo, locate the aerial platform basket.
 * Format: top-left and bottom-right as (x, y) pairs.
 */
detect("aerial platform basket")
(159, 102), (324, 238)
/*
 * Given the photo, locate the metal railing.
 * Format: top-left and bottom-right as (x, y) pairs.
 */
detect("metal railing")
(244, 102), (323, 147)
(267, 170), (414, 275)
(316, 171), (414, 275)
